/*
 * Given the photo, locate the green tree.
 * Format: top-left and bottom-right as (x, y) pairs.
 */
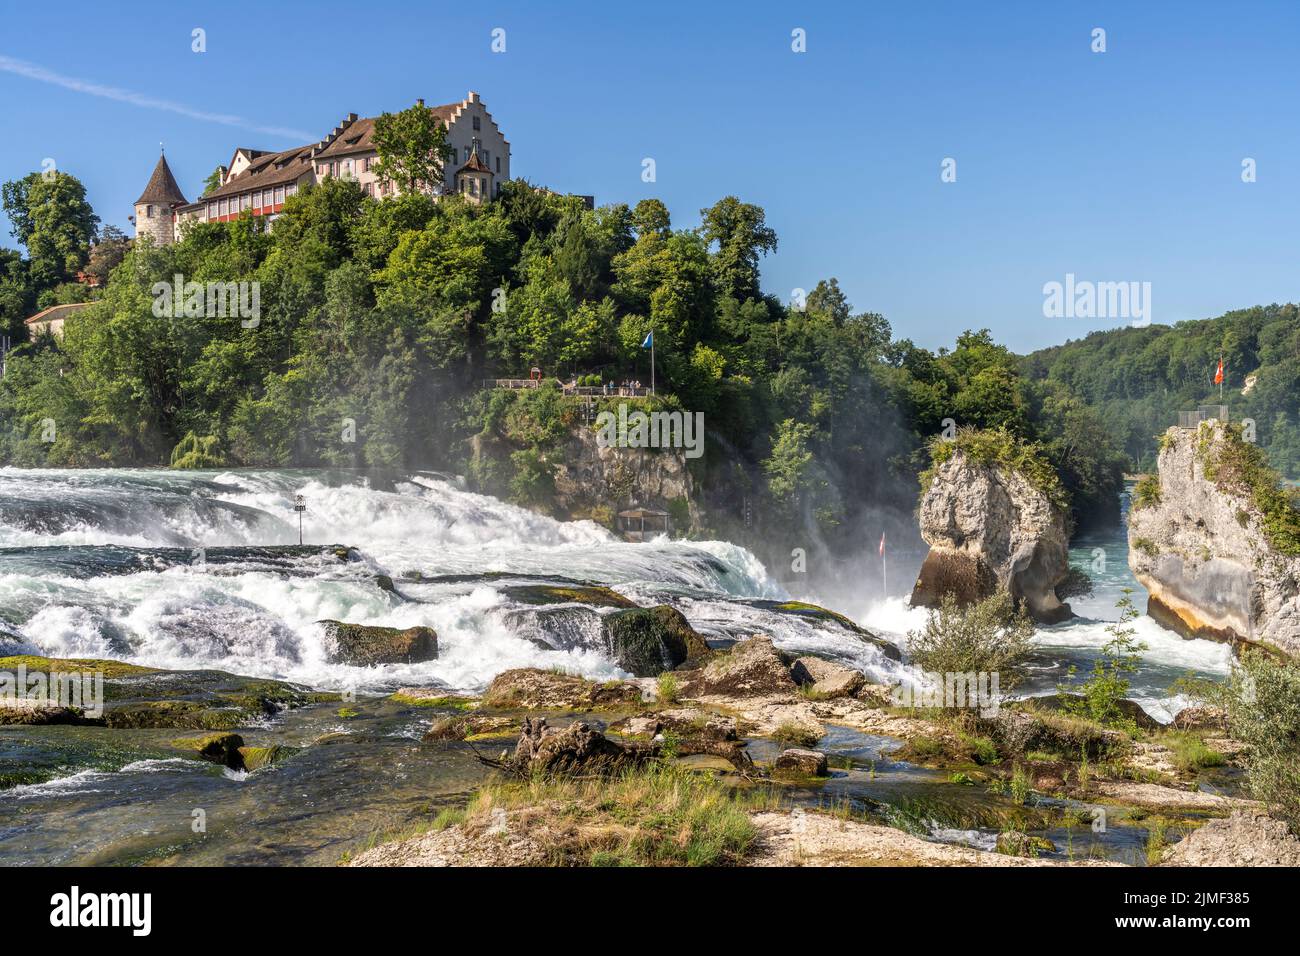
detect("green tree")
(371, 102), (456, 195)
(1, 170), (100, 290)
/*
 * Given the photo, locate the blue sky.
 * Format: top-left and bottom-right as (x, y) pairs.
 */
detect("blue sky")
(2, 0), (1298, 352)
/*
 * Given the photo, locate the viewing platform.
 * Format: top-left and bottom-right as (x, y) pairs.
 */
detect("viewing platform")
(483, 378), (653, 398)
(1176, 405), (1229, 429)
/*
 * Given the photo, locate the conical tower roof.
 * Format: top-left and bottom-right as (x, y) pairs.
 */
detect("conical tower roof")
(135, 153), (188, 206)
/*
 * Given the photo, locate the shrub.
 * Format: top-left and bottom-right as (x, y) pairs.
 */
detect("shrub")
(1131, 473), (1161, 510)
(1202, 425), (1300, 556)
(772, 721), (821, 748)
(907, 589), (1035, 694)
(1222, 650), (1300, 834)
(656, 672), (679, 705)
(1057, 590), (1146, 732)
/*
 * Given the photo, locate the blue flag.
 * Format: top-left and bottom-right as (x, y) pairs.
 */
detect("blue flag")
(642, 331), (653, 349)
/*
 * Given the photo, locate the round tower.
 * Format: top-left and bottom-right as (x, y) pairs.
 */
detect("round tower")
(134, 151), (188, 246)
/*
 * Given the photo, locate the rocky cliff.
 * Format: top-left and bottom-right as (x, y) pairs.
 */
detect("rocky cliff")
(1128, 421), (1300, 656)
(910, 442), (1072, 624)
(551, 425), (699, 530)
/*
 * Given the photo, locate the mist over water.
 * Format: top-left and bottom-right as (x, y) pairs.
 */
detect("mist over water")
(0, 467), (1231, 716)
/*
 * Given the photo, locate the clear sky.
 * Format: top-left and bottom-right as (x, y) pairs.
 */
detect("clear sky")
(2, 0), (1298, 352)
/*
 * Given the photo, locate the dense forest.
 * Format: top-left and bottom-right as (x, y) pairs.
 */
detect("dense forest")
(1022, 305), (1300, 477)
(2, 117), (1294, 566)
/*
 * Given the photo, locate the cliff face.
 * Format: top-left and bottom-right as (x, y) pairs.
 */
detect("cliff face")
(1128, 422), (1300, 656)
(910, 450), (1072, 623)
(551, 426), (699, 530)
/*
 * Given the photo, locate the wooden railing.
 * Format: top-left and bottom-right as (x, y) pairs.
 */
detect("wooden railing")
(484, 379), (653, 398)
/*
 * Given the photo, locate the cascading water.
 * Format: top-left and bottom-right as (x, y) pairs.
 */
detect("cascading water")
(0, 467), (908, 694)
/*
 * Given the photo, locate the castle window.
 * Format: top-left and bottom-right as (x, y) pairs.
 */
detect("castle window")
(496, 157), (501, 173)
(473, 116), (480, 131)
(287, 183), (297, 197)
(219, 199), (228, 216)
(275, 186), (285, 205)
(146, 205), (154, 218)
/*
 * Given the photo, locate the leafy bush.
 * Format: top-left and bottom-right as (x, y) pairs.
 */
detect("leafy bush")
(1222, 650), (1300, 834)
(907, 589), (1035, 693)
(1131, 473), (1161, 510)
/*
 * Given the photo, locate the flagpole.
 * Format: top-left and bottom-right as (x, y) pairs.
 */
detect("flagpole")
(650, 327), (655, 396)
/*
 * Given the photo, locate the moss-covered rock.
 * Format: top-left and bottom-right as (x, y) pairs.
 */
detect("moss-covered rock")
(237, 745), (290, 772)
(0, 699), (88, 726)
(173, 732), (245, 769)
(503, 584), (638, 609)
(601, 605), (710, 676)
(0, 655), (156, 679)
(424, 714), (518, 742)
(390, 688), (477, 709)
(996, 832), (1056, 856)
(319, 620), (438, 666)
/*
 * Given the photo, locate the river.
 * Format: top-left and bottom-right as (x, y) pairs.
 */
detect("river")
(0, 467), (1237, 864)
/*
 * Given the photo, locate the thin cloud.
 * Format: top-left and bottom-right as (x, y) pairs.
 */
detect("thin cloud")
(0, 54), (314, 141)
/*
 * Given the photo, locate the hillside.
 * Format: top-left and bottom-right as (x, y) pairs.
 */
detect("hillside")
(1021, 304), (1300, 478)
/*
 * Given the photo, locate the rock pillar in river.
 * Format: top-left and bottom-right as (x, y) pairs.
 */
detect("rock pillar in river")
(1127, 421), (1300, 657)
(910, 436), (1073, 624)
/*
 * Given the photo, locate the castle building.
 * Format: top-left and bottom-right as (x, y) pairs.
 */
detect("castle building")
(135, 91), (509, 245)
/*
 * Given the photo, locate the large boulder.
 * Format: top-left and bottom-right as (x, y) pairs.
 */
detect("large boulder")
(1128, 421), (1300, 656)
(601, 605), (710, 676)
(911, 437), (1072, 624)
(790, 656), (866, 698)
(684, 636), (796, 698)
(772, 748), (829, 778)
(319, 620), (438, 666)
(1161, 811), (1300, 867)
(482, 668), (642, 711)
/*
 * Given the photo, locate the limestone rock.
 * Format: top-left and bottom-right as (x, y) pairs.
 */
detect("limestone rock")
(1128, 421), (1300, 656)
(1162, 811), (1300, 866)
(772, 748), (829, 778)
(790, 656), (866, 698)
(684, 636), (796, 698)
(482, 668), (641, 710)
(911, 444), (1072, 623)
(319, 620), (438, 666)
(548, 426), (700, 531)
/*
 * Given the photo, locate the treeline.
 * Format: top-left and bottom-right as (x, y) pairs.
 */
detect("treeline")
(1023, 304), (1300, 477)
(1, 158), (1132, 564)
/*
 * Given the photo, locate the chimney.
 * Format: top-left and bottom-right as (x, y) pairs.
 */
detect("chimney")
(468, 90), (480, 103)
(416, 98), (425, 108)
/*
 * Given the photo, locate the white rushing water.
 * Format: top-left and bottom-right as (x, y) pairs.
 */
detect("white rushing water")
(0, 467), (1232, 713)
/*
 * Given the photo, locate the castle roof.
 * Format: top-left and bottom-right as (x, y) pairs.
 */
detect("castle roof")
(200, 144), (315, 201)
(135, 154), (188, 207)
(313, 102), (463, 160)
